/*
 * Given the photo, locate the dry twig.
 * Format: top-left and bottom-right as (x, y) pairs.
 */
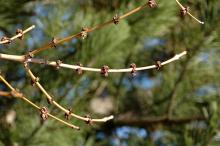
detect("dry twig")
(27, 0), (203, 56)
(0, 25), (35, 44)
(0, 0), (204, 130)
(176, 0), (204, 24)
(0, 51), (187, 74)
(0, 75), (80, 130)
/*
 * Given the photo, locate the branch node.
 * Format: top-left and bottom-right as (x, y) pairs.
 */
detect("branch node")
(23, 61), (29, 69)
(148, 0), (157, 8)
(51, 37), (58, 48)
(24, 52), (34, 66)
(81, 27), (89, 40)
(155, 60), (162, 70)
(26, 51), (34, 59)
(76, 63), (83, 75)
(130, 63), (137, 76)
(64, 108), (72, 120)
(10, 89), (23, 98)
(180, 6), (189, 16)
(55, 60), (62, 70)
(47, 98), (54, 105)
(1, 36), (11, 44)
(31, 77), (40, 86)
(16, 29), (24, 40)
(84, 115), (92, 125)
(101, 65), (109, 77)
(113, 14), (120, 25)
(40, 107), (49, 121)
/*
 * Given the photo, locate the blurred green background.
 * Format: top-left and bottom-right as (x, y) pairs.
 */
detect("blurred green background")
(0, 0), (220, 145)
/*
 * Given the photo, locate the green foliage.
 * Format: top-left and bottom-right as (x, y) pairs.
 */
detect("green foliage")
(0, 0), (220, 146)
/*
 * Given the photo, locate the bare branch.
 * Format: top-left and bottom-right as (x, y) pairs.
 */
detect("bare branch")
(24, 67), (114, 123)
(0, 0), (204, 131)
(0, 75), (80, 130)
(0, 25), (35, 44)
(0, 91), (11, 98)
(28, 3), (150, 55)
(0, 51), (187, 74)
(175, 0), (204, 24)
(114, 114), (208, 127)
(29, 0), (203, 55)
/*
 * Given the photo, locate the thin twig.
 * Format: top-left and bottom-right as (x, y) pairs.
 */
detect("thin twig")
(29, 3), (148, 55)
(0, 75), (80, 130)
(0, 51), (187, 73)
(115, 114), (207, 127)
(0, 25), (35, 44)
(29, 0), (203, 55)
(175, 0), (204, 24)
(24, 67), (114, 123)
(0, 91), (11, 97)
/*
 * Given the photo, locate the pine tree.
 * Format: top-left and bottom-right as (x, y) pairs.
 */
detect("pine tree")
(0, 0), (220, 146)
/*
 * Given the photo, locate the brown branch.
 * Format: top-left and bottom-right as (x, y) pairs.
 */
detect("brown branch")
(0, 25), (35, 44)
(0, 0), (205, 131)
(24, 66), (114, 123)
(114, 114), (208, 127)
(28, 3), (150, 55)
(0, 74), (80, 130)
(28, 0), (204, 56)
(0, 91), (11, 98)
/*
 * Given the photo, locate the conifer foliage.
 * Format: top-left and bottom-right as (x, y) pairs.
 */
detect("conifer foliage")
(0, 0), (219, 146)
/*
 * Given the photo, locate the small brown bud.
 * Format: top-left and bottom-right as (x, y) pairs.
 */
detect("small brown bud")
(40, 107), (49, 121)
(51, 37), (58, 48)
(16, 29), (24, 40)
(1, 36), (11, 44)
(113, 14), (120, 25)
(84, 115), (92, 125)
(64, 108), (72, 120)
(180, 6), (189, 16)
(81, 27), (89, 39)
(155, 61), (162, 70)
(130, 63), (137, 76)
(31, 77), (40, 86)
(25, 52), (34, 60)
(28, 52), (34, 58)
(148, 0), (157, 8)
(76, 63), (83, 75)
(101, 65), (109, 77)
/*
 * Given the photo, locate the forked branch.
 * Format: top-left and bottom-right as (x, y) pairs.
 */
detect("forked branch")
(0, 0), (204, 131)
(24, 66), (114, 124)
(0, 75), (80, 130)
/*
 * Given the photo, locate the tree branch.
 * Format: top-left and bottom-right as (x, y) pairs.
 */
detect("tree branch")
(0, 51), (187, 74)
(28, 0), (203, 56)
(175, 0), (204, 24)
(0, 75), (80, 130)
(0, 25), (35, 44)
(114, 114), (208, 127)
(24, 66), (114, 123)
